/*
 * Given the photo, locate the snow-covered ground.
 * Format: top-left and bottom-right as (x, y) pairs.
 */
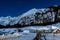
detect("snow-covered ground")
(45, 33), (60, 40)
(19, 33), (36, 40)
(1, 33), (60, 40)
(0, 28), (36, 40)
(0, 33), (35, 40)
(0, 24), (60, 40)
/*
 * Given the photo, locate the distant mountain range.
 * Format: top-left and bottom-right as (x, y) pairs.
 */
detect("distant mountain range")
(0, 5), (60, 28)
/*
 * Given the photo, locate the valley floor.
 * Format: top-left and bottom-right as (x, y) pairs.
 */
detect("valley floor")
(2, 33), (60, 40)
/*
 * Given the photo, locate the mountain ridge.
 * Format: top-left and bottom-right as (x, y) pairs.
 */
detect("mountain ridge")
(0, 5), (60, 28)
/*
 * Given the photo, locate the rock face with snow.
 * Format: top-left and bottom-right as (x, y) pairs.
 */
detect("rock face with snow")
(0, 16), (18, 26)
(0, 5), (60, 27)
(18, 8), (55, 26)
(18, 5), (60, 26)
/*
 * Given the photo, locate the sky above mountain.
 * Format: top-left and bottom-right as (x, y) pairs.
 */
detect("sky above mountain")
(0, 0), (60, 17)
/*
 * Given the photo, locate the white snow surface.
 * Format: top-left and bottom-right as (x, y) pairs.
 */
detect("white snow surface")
(0, 25), (60, 40)
(20, 8), (38, 18)
(52, 25), (58, 29)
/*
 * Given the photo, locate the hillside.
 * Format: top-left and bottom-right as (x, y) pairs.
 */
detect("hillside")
(0, 5), (60, 28)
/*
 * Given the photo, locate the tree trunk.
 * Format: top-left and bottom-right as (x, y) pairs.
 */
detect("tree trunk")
(33, 31), (41, 40)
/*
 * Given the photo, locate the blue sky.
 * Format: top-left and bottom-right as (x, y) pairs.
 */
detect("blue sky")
(0, 0), (60, 17)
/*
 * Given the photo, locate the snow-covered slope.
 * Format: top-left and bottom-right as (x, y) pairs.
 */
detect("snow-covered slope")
(20, 8), (38, 18)
(20, 8), (49, 18)
(18, 8), (56, 25)
(0, 8), (46, 26)
(0, 16), (12, 26)
(0, 6), (59, 26)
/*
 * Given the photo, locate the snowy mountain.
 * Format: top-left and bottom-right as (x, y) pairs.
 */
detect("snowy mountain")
(0, 8), (45, 26)
(18, 8), (56, 26)
(0, 5), (60, 27)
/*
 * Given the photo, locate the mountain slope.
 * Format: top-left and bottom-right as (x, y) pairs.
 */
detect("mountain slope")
(0, 5), (60, 27)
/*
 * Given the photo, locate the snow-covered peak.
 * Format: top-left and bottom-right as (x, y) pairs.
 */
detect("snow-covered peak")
(0, 6), (59, 26)
(20, 8), (50, 18)
(0, 8), (43, 26)
(20, 8), (38, 18)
